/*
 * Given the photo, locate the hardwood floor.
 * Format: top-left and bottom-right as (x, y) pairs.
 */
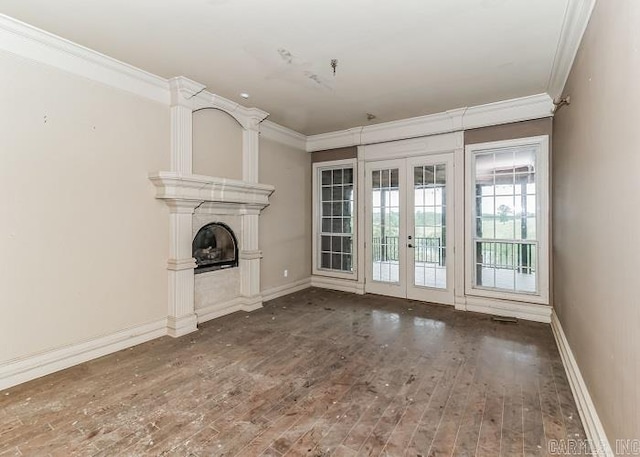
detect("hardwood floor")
(0, 288), (585, 456)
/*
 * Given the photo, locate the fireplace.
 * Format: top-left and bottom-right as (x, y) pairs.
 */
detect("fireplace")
(193, 222), (238, 273)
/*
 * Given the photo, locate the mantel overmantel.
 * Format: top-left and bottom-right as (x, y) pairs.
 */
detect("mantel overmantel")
(149, 172), (275, 210)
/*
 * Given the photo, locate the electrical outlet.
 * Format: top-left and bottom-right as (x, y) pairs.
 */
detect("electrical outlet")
(284, 269), (288, 278)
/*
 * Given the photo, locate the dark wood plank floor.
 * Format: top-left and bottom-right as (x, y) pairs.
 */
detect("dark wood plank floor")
(0, 288), (585, 456)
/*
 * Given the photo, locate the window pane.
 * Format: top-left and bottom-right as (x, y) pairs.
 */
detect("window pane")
(321, 253), (330, 269)
(332, 186), (343, 200)
(343, 168), (353, 184)
(333, 169), (343, 184)
(322, 218), (331, 232)
(342, 255), (352, 271)
(322, 202), (331, 216)
(344, 185), (354, 201)
(321, 170), (332, 185)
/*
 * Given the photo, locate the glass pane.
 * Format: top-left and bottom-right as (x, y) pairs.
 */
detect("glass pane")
(342, 218), (351, 233)
(332, 186), (342, 201)
(372, 170), (381, 188)
(321, 253), (330, 269)
(321, 170), (331, 185)
(435, 164), (446, 185)
(333, 169), (343, 184)
(322, 202), (331, 216)
(342, 255), (352, 271)
(343, 185), (354, 201)
(424, 166), (435, 185)
(331, 254), (341, 270)
(414, 166), (424, 186)
(343, 236), (352, 254)
(321, 236), (330, 251)
(322, 218), (331, 232)
(372, 167), (400, 284)
(414, 162), (447, 289)
(332, 218), (342, 232)
(331, 236), (341, 252)
(343, 168), (354, 184)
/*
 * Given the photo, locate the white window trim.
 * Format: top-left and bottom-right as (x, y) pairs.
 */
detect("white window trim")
(312, 158), (358, 280)
(464, 135), (550, 305)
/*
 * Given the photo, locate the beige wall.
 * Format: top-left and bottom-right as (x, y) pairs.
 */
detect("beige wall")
(0, 51), (170, 363)
(464, 118), (552, 145)
(193, 108), (242, 179)
(259, 137), (312, 291)
(311, 146), (357, 163)
(553, 0), (640, 443)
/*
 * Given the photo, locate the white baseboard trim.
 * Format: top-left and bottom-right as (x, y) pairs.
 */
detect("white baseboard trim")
(196, 297), (261, 324)
(311, 275), (365, 295)
(551, 311), (613, 457)
(262, 278), (312, 302)
(0, 318), (167, 391)
(456, 296), (552, 323)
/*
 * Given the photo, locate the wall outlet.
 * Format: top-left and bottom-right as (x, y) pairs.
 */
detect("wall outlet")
(284, 269), (288, 278)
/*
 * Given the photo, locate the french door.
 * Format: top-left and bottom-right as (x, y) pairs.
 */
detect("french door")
(365, 154), (455, 305)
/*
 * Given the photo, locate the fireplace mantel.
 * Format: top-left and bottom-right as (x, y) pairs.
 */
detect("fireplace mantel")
(149, 172), (274, 209)
(150, 76), (275, 338)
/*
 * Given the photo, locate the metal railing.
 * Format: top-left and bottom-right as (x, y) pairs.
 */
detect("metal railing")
(371, 237), (535, 273)
(372, 236), (443, 265)
(476, 240), (536, 273)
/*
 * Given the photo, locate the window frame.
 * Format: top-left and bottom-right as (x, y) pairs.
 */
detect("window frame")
(312, 158), (358, 280)
(464, 136), (550, 305)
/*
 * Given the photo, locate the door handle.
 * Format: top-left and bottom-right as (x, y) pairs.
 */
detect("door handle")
(408, 244), (414, 248)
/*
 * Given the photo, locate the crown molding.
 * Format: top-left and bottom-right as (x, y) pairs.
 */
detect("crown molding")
(259, 120), (307, 151)
(0, 13), (170, 104)
(462, 93), (554, 130)
(306, 94), (553, 152)
(547, 0), (597, 99)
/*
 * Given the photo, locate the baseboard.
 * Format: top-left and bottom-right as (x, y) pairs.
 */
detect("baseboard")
(0, 318), (167, 392)
(262, 277), (312, 302)
(311, 275), (365, 295)
(197, 297), (251, 324)
(458, 296), (552, 323)
(551, 310), (613, 457)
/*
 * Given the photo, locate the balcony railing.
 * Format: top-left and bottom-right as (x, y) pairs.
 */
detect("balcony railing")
(372, 237), (535, 273)
(372, 236), (443, 265)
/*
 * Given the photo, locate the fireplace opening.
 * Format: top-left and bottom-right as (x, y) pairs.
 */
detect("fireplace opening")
(193, 222), (238, 273)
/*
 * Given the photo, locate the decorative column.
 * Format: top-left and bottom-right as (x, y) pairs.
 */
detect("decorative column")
(239, 111), (268, 308)
(239, 207), (263, 310)
(165, 200), (200, 337)
(164, 77), (206, 337)
(242, 116), (261, 183)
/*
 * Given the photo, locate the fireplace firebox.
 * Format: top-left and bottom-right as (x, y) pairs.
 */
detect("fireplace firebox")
(193, 222), (238, 273)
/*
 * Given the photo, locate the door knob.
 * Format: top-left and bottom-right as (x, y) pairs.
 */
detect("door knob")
(408, 244), (414, 248)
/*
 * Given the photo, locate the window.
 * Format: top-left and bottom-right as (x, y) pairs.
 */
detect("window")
(313, 159), (356, 278)
(466, 136), (549, 304)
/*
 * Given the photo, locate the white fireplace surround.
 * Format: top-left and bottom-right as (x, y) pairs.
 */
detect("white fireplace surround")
(149, 77), (275, 338)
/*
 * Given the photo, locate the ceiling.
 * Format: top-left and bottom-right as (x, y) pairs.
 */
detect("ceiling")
(0, 0), (571, 135)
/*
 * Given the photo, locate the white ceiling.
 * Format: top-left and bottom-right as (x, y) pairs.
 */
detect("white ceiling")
(0, 0), (571, 135)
